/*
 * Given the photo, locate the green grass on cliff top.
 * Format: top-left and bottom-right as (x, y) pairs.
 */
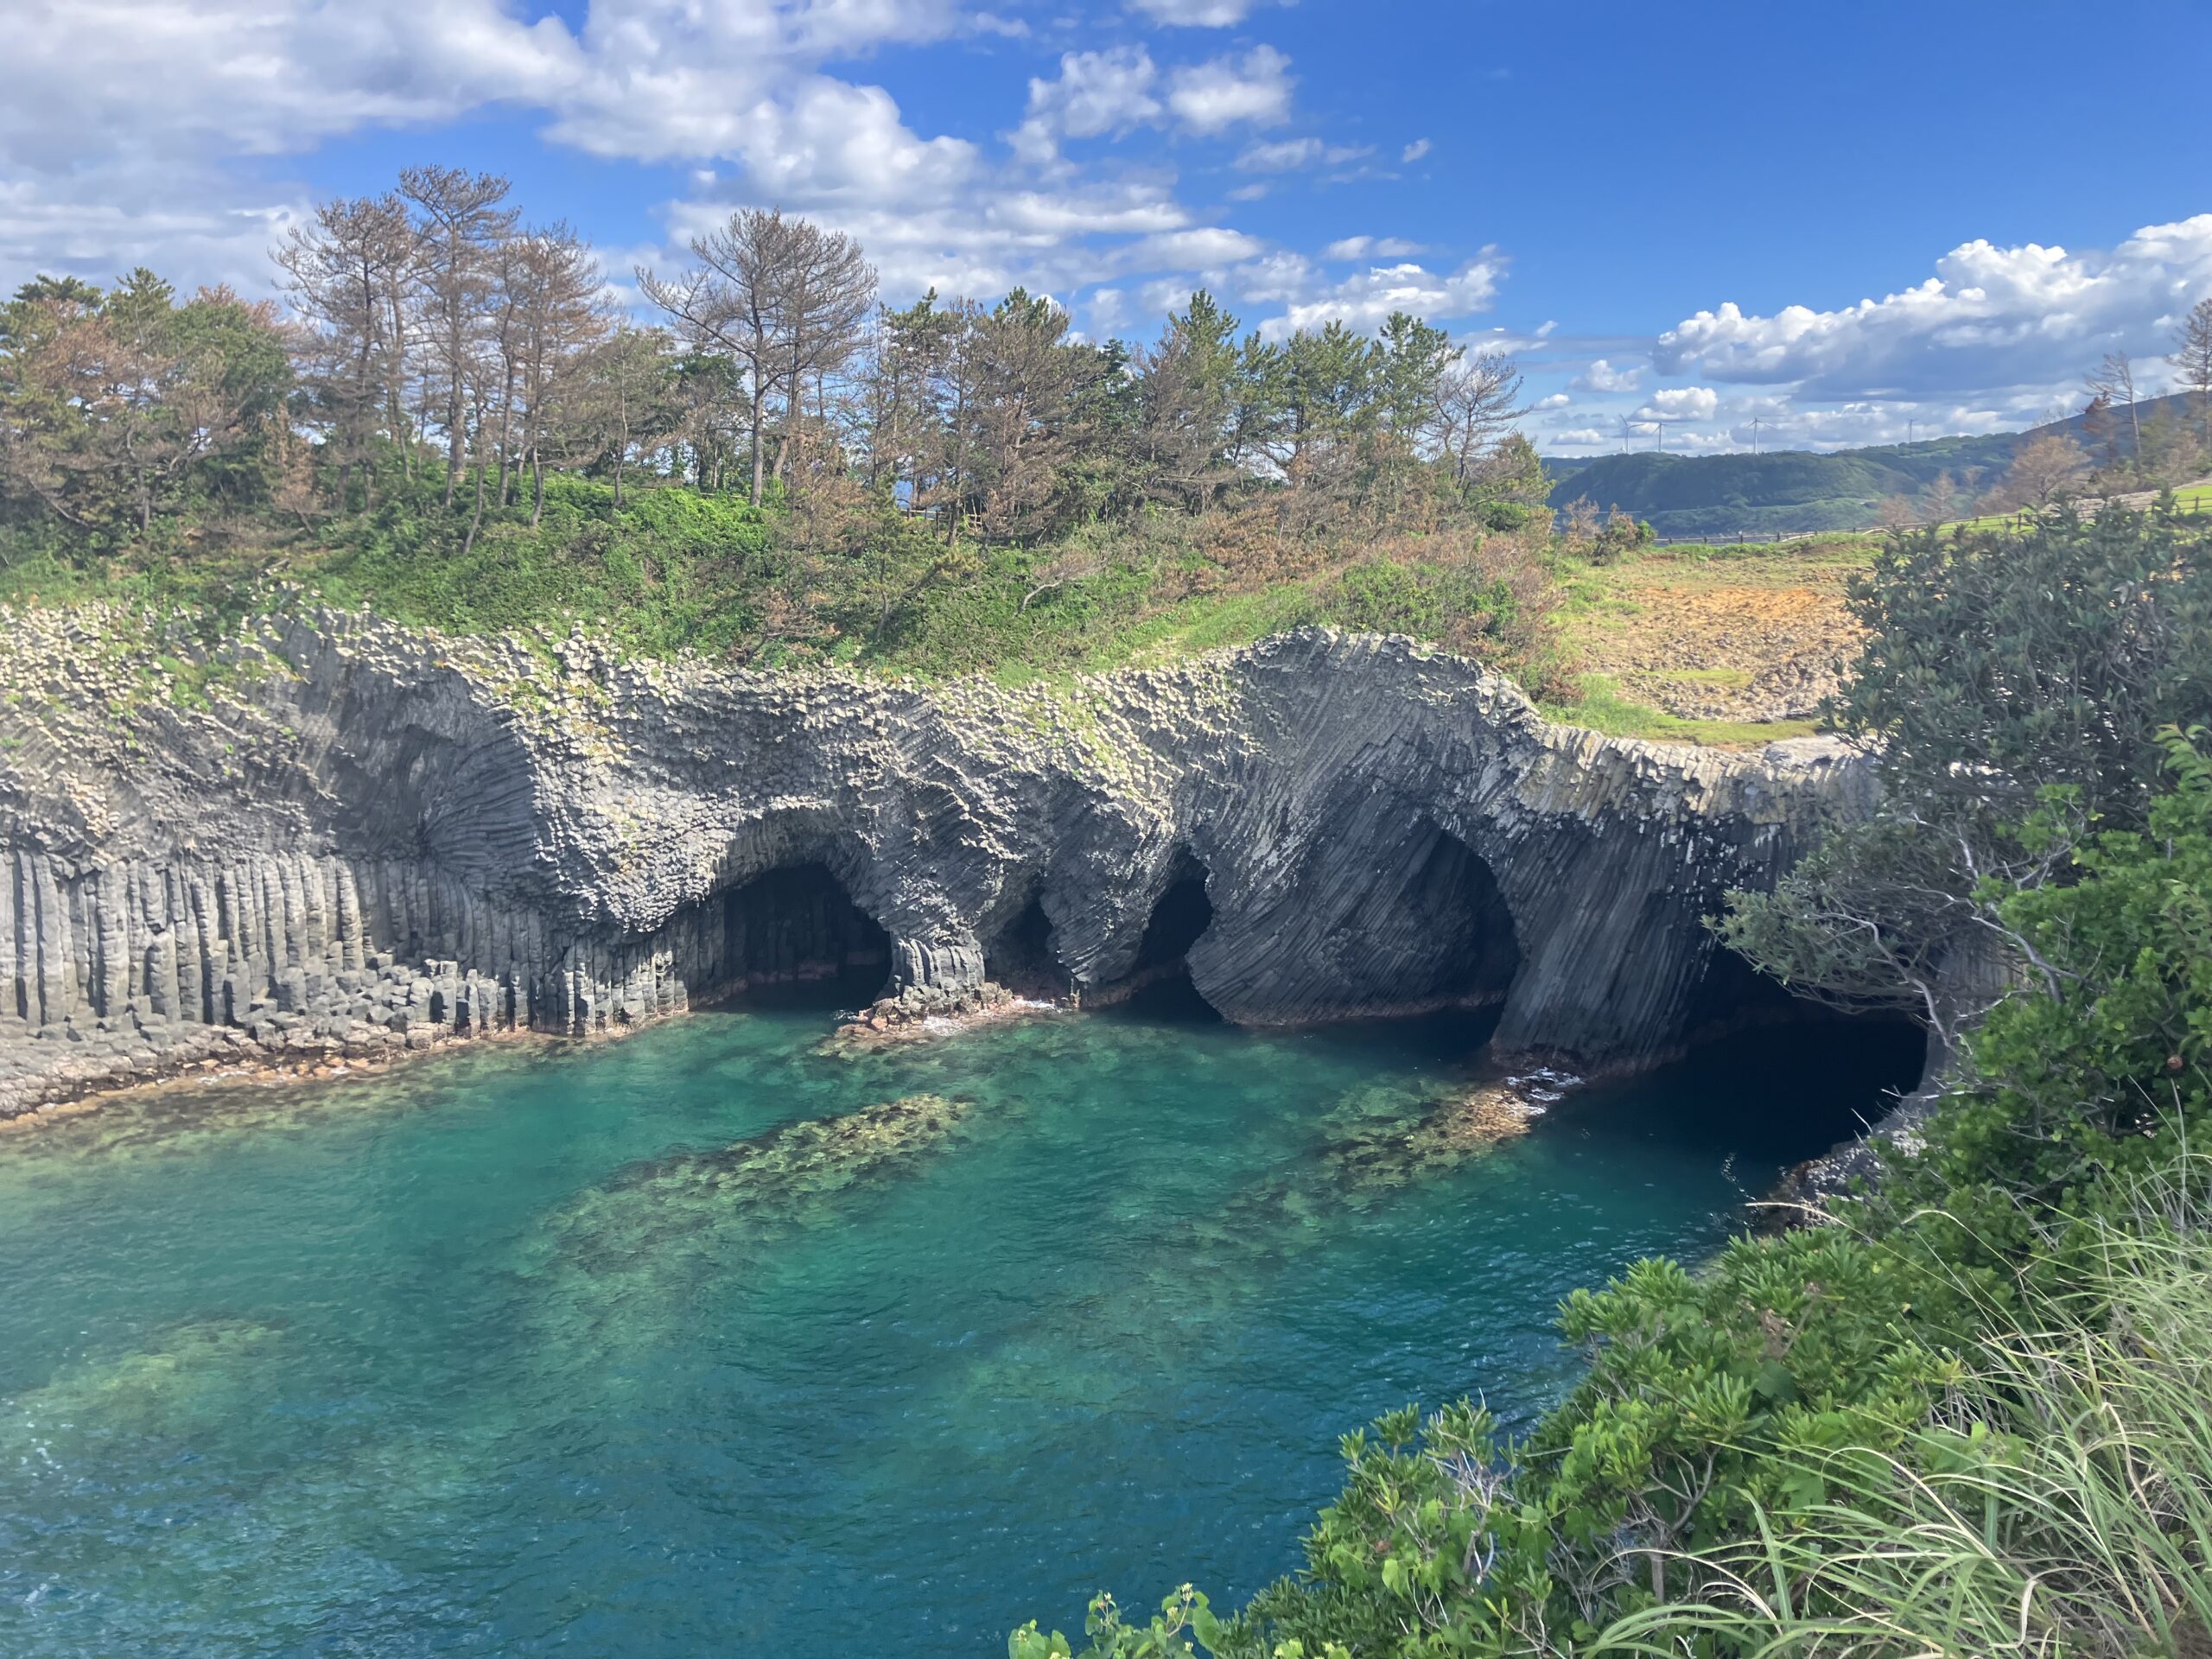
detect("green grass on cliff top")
(0, 474), (1532, 671)
(0, 474), (1810, 747)
(1536, 674), (1818, 746)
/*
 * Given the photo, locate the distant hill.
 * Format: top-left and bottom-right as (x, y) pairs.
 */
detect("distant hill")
(1545, 393), (2193, 538)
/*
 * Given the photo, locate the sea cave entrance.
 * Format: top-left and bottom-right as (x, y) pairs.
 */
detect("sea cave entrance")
(704, 861), (892, 1008)
(1100, 855), (1222, 1021)
(1134, 867), (1213, 976)
(985, 895), (1071, 1002)
(1681, 939), (1932, 1146)
(1566, 1003), (1929, 1171)
(1401, 824), (1522, 1013)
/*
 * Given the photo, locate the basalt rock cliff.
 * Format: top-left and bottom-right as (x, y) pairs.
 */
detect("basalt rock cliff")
(0, 607), (1877, 1117)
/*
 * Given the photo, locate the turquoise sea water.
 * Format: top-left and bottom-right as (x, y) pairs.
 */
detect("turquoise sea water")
(0, 984), (1919, 1656)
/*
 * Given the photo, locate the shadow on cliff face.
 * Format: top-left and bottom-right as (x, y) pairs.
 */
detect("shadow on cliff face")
(696, 862), (892, 1011)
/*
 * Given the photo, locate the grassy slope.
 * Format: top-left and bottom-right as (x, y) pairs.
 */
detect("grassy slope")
(1537, 675), (1819, 746)
(0, 474), (1554, 696)
(0, 474), (1875, 748)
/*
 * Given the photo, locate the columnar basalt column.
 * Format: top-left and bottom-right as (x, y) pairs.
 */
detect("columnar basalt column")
(0, 610), (1881, 1116)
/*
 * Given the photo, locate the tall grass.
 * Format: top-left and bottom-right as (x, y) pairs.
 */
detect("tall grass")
(1599, 1176), (2212, 1658)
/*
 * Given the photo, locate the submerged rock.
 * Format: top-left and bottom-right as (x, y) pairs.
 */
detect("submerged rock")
(1316, 1083), (1548, 1190)
(3, 1318), (286, 1443)
(513, 1092), (985, 1371)
(550, 1092), (976, 1262)
(1287, 1064), (1583, 1199)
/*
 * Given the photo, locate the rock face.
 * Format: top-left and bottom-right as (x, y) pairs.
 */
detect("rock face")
(0, 606), (1878, 1117)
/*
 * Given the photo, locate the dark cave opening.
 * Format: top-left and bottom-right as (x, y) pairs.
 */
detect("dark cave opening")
(1096, 856), (1223, 1023)
(1133, 870), (1214, 976)
(985, 896), (1071, 1001)
(1405, 826), (1522, 1010)
(1692, 936), (1930, 1077)
(706, 861), (892, 1007)
(1558, 1004), (1929, 1172)
(1656, 930), (1934, 1152)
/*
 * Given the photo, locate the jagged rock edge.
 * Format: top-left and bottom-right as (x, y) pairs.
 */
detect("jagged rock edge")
(0, 607), (1879, 1117)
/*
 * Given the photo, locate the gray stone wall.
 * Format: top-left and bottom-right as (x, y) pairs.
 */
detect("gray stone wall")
(0, 607), (1878, 1116)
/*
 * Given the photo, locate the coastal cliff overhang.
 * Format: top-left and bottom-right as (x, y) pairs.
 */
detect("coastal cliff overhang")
(0, 610), (1880, 1103)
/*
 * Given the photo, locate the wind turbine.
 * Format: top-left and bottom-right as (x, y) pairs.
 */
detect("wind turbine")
(1748, 415), (1766, 455)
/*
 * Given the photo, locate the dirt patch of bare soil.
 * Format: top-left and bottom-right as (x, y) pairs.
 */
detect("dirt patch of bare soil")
(1579, 573), (1865, 721)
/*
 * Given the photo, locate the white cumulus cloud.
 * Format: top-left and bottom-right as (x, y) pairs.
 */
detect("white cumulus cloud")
(1637, 386), (1719, 421)
(1230, 250), (1316, 303)
(1134, 226), (1268, 268)
(1128, 0), (1281, 22)
(1323, 235), (1425, 260)
(1085, 286), (1130, 334)
(0, 0), (581, 171)
(1656, 215), (2212, 400)
(713, 78), (980, 207)
(1012, 47), (1162, 162)
(0, 0), (1001, 289)
(1014, 41), (1297, 162)
(1235, 137), (1370, 172)
(1253, 254), (1505, 339)
(1570, 358), (1642, 393)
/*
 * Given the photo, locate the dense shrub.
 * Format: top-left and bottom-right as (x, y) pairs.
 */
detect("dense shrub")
(1722, 503), (2212, 1039)
(308, 473), (777, 658)
(0, 470), (1560, 690)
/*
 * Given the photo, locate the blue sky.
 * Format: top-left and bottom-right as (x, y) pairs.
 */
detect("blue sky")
(9, 0), (2211, 454)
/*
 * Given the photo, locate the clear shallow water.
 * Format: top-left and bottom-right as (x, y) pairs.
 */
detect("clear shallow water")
(0, 986), (1918, 1656)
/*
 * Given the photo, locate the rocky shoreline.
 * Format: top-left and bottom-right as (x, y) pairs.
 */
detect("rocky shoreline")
(0, 1004), (520, 1129)
(2, 605), (1881, 1122)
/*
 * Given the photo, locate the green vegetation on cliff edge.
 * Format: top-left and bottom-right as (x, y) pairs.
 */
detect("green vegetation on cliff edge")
(0, 240), (1558, 691)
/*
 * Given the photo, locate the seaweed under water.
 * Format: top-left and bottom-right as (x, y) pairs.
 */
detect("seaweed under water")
(0, 995), (1920, 1657)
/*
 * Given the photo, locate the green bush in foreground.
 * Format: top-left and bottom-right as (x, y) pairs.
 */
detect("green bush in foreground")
(1013, 734), (2212, 1656)
(1605, 1206), (2212, 1658)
